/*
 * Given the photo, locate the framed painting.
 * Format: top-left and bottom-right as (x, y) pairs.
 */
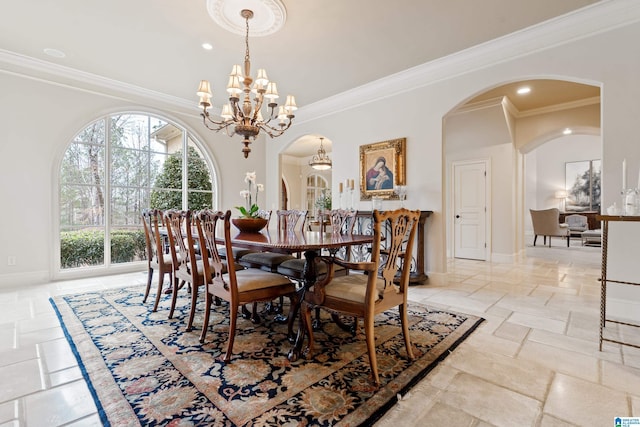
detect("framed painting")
(565, 159), (601, 212)
(359, 138), (406, 200)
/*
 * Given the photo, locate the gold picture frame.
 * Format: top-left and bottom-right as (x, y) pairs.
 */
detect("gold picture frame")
(359, 137), (406, 200)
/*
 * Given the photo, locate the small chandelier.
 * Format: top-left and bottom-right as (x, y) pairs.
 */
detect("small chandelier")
(309, 137), (332, 170)
(196, 9), (297, 158)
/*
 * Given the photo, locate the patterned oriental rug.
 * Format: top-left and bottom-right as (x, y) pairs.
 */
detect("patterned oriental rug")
(50, 286), (483, 426)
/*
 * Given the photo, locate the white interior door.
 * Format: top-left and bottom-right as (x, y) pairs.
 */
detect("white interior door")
(453, 161), (488, 260)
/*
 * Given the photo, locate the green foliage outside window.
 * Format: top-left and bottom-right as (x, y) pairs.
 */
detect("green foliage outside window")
(150, 146), (212, 210)
(60, 229), (145, 268)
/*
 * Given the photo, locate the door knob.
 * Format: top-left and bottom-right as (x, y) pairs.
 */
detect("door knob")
(455, 215), (460, 218)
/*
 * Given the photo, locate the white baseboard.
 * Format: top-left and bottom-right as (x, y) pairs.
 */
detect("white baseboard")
(0, 270), (49, 288)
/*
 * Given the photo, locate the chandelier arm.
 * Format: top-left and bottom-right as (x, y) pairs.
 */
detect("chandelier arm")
(202, 112), (229, 128)
(202, 115), (236, 134)
(257, 120), (292, 138)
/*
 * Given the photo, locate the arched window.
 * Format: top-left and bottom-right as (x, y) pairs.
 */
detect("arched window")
(59, 113), (216, 271)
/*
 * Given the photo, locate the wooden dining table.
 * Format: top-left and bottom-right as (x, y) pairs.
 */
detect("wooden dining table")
(222, 229), (375, 361)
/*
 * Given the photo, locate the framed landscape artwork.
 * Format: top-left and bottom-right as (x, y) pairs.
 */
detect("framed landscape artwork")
(565, 159), (601, 212)
(359, 138), (406, 200)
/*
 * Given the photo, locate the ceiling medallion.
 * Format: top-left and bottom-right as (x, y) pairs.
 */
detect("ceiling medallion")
(206, 0), (286, 37)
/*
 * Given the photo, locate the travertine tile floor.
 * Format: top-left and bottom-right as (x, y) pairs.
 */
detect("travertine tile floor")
(1, 243), (639, 426)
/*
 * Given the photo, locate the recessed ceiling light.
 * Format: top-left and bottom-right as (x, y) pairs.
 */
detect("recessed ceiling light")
(202, 43), (213, 50)
(516, 86), (531, 95)
(563, 128), (572, 135)
(43, 48), (66, 58)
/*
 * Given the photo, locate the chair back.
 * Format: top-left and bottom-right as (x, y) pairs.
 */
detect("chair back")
(328, 209), (357, 235)
(256, 209), (272, 223)
(141, 209), (164, 266)
(164, 210), (198, 277)
(529, 208), (566, 236)
(196, 209), (239, 297)
(565, 214), (588, 229)
(276, 209), (308, 233)
(372, 209), (421, 295)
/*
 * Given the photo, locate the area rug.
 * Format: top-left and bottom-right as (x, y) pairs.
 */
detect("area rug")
(50, 286), (483, 426)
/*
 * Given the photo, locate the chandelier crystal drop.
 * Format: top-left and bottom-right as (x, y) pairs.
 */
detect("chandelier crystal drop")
(309, 137), (332, 170)
(197, 9), (297, 158)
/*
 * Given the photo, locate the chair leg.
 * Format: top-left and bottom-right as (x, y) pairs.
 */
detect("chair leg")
(399, 303), (414, 360)
(364, 312), (379, 386)
(567, 236), (570, 247)
(199, 290), (212, 343)
(186, 283), (198, 332)
(152, 270), (164, 312)
(143, 268), (153, 303)
(533, 235), (537, 246)
(223, 304), (239, 362)
(168, 277), (181, 319)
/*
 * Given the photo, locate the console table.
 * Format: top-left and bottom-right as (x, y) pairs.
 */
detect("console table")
(597, 214), (640, 350)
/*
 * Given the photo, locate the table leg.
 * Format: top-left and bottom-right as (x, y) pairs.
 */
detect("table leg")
(288, 249), (317, 362)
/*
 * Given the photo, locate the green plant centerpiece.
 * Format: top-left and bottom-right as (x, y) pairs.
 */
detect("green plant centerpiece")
(232, 171), (267, 233)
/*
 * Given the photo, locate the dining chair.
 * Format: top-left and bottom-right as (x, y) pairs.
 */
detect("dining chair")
(277, 209), (358, 328)
(239, 209), (308, 271)
(238, 210), (308, 319)
(141, 209), (173, 312)
(302, 208), (421, 386)
(196, 209), (298, 361)
(278, 209), (357, 277)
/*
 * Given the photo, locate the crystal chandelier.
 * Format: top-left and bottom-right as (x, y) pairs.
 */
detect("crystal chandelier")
(196, 9), (297, 158)
(309, 137), (332, 170)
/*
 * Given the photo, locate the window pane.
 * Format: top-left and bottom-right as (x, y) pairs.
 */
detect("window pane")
(111, 114), (149, 150)
(111, 147), (150, 187)
(60, 184), (105, 229)
(153, 122), (182, 154)
(60, 228), (104, 268)
(150, 189), (182, 210)
(110, 226), (145, 264)
(150, 152), (169, 187)
(186, 144), (212, 210)
(188, 190), (213, 210)
(73, 120), (105, 145)
(111, 186), (147, 226)
(61, 144), (105, 185)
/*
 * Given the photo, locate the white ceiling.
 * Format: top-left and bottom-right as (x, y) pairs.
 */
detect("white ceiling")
(0, 0), (602, 156)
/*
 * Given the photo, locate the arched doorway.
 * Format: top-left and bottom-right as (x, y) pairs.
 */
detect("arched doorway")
(444, 79), (601, 261)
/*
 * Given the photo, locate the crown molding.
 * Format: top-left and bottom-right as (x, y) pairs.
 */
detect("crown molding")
(449, 95), (601, 119)
(0, 49), (198, 115)
(517, 96), (600, 117)
(296, 0), (640, 124)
